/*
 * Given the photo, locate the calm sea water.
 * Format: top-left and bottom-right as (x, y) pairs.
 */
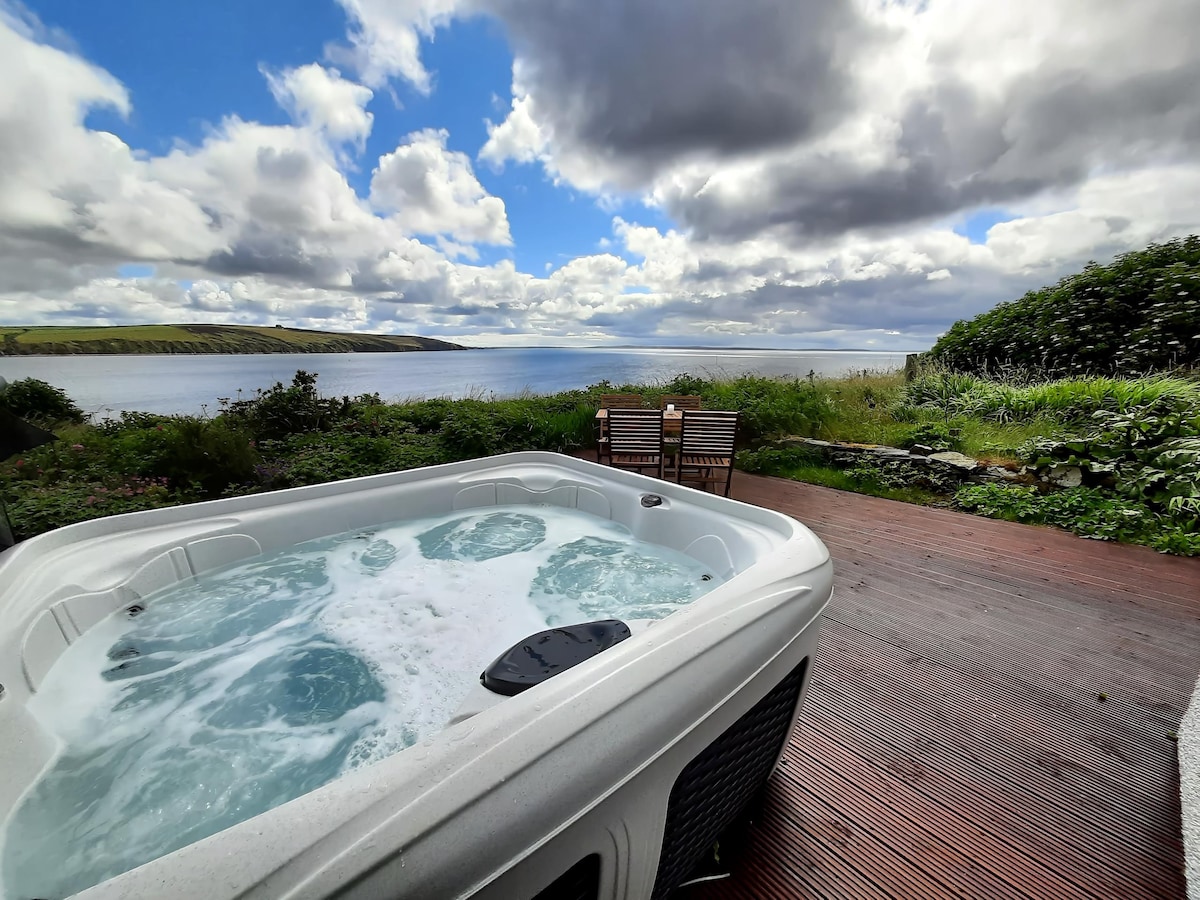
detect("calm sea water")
(0, 347), (908, 417)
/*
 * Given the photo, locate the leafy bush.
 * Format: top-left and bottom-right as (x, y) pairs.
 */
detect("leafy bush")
(254, 432), (445, 489)
(953, 484), (1199, 555)
(0, 378), (85, 424)
(929, 235), (1200, 377)
(221, 370), (345, 440)
(1020, 397), (1200, 523)
(152, 419), (259, 497)
(736, 445), (824, 475)
(896, 420), (965, 452)
(698, 376), (833, 443)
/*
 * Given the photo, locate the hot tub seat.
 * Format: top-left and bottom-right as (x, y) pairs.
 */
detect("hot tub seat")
(482, 620), (633, 697)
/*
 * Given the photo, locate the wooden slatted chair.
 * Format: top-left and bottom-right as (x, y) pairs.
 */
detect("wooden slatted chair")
(597, 393), (644, 463)
(660, 394), (702, 454)
(659, 394), (702, 410)
(673, 410), (739, 496)
(605, 408), (666, 479)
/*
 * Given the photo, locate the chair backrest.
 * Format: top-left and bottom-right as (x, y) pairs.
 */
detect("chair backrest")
(678, 410), (739, 456)
(606, 408), (665, 454)
(600, 393), (644, 409)
(660, 394), (702, 410)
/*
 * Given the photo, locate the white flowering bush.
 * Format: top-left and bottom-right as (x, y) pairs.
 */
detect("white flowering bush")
(930, 236), (1200, 377)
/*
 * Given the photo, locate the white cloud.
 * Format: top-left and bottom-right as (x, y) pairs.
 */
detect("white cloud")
(370, 129), (511, 245)
(479, 87), (545, 169)
(263, 64), (374, 148)
(328, 0), (461, 92)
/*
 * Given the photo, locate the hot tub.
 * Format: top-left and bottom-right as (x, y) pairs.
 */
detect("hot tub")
(0, 452), (831, 899)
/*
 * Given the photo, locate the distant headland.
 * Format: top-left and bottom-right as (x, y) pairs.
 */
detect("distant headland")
(0, 324), (468, 356)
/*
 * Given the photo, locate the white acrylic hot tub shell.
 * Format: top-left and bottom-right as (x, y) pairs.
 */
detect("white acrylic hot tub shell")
(0, 452), (832, 900)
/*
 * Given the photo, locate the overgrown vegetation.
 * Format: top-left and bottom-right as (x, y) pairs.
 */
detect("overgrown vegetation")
(0, 377), (85, 425)
(3, 367), (1197, 555)
(736, 445), (954, 504)
(928, 235), (1200, 377)
(954, 485), (1199, 556)
(0, 372), (609, 538)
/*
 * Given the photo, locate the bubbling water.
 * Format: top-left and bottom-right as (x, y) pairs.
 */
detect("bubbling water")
(2, 505), (722, 898)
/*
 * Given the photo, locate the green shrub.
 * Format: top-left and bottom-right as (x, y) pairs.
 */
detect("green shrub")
(221, 370), (343, 440)
(736, 445), (824, 475)
(704, 376), (833, 443)
(930, 235), (1200, 376)
(953, 483), (1199, 555)
(256, 432), (445, 488)
(3, 476), (174, 540)
(896, 420), (965, 452)
(1019, 397), (1200, 525)
(0, 378), (85, 424)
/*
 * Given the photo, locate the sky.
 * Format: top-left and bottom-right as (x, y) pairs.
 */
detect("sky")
(1, 1), (1198, 350)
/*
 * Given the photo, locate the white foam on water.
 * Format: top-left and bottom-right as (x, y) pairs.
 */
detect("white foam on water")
(2, 505), (723, 898)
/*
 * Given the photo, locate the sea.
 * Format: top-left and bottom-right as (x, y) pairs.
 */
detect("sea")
(0, 347), (910, 417)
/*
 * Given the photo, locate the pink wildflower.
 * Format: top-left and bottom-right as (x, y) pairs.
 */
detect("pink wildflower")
(72, 443), (84, 451)
(14, 459), (23, 468)
(86, 496), (96, 505)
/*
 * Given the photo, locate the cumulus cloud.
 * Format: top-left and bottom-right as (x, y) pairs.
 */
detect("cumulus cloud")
(0, 14), (213, 266)
(263, 63), (374, 148)
(479, 89), (545, 169)
(0, 12), (508, 320)
(370, 129), (511, 244)
(328, 0), (461, 92)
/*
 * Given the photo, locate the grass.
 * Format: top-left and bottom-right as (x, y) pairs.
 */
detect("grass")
(0, 324), (465, 355)
(899, 371), (1200, 423)
(767, 462), (948, 506)
(12, 325), (193, 343)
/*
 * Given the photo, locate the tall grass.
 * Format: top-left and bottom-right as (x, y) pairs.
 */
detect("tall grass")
(901, 372), (1200, 423)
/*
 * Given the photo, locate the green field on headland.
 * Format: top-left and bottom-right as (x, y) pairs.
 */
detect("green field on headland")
(0, 324), (466, 355)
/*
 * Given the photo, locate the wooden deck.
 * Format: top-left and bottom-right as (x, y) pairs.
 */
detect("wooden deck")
(686, 473), (1200, 900)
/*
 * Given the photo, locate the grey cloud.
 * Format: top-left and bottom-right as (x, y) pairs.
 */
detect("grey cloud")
(204, 233), (326, 281)
(489, 0), (1200, 239)
(373, 277), (458, 308)
(675, 59), (1200, 241)
(485, 0), (873, 183)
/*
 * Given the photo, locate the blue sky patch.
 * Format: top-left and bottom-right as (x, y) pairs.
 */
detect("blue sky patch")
(955, 208), (1018, 245)
(117, 264), (156, 279)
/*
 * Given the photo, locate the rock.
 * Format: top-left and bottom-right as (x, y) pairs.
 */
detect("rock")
(1044, 464), (1083, 488)
(910, 444), (935, 456)
(977, 465), (1022, 482)
(869, 448), (912, 459)
(928, 451), (982, 473)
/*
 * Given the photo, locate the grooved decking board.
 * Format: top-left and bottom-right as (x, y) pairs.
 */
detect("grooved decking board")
(683, 473), (1200, 900)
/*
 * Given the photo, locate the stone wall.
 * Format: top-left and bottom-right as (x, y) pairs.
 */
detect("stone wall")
(776, 437), (1076, 489)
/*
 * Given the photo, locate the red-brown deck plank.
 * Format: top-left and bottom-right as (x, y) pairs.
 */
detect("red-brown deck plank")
(684, 473), (1200, 900)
